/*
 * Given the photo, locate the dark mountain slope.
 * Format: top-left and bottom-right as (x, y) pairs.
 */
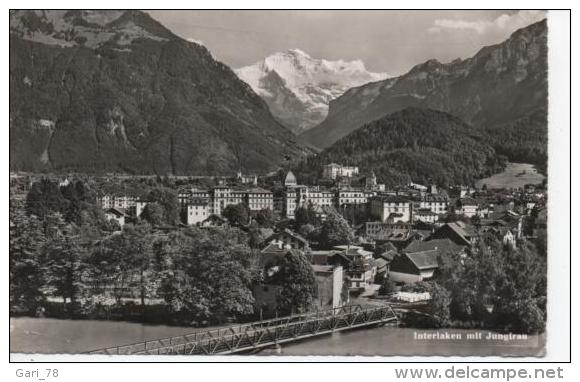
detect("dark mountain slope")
(10, 10), (305, 174)
(299, 20), (547, 166)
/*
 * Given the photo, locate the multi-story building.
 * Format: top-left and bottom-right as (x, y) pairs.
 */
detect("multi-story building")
(455, 197), (479, 218)
(364, 171), (386, 192)
(337, 188), (371, 206)
(177, 187), (274, 218)
(185, 199), (210, 226)
(369, 195), (412, 223)
(322, 163), (359, 180)
(284, 186), (334, 219)
(420, 194), (449, 215)
(246, 188), (274, 211)
(178, 189), (210, 207)
(98, 194), (139, 210)
(413, 209), (439, 224)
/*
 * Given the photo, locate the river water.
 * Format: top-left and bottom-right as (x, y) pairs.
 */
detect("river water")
(10, 317), (545, 357)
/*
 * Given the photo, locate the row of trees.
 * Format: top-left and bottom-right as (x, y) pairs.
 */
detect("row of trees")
(11, 179), (318, 325)
(11, 208), (263, 323)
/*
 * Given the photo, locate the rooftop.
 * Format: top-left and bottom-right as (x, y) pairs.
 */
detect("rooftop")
(404, 250), (439, 270)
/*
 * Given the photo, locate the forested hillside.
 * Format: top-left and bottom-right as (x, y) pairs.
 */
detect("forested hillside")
(294, 108), (507, 187)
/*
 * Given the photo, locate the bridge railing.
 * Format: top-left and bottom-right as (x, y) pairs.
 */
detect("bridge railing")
(87, 304), (397, 355)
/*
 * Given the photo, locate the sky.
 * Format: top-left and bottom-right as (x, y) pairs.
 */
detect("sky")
(147, 10), (546, 76)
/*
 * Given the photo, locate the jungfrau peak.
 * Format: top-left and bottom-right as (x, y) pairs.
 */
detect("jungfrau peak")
(235, 49), (389, 134)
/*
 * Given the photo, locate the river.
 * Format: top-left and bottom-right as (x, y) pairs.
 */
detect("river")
(476, 162), (545, 190)
(10, 317), (545, 357)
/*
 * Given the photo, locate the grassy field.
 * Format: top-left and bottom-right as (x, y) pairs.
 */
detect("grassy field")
(476, 162), (545, 190)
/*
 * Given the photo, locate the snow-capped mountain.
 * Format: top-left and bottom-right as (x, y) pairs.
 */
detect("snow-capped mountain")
(235, 49), (388, 134)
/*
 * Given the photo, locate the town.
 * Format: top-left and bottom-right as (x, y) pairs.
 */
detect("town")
(9, 161), (548, 344)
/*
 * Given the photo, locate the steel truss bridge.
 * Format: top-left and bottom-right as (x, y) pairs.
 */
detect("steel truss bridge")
(87, 304), (398, 355)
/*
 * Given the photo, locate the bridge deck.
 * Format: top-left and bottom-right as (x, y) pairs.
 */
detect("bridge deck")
(87, 304), (398, 355)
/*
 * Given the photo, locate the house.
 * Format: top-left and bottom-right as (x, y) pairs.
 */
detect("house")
(420, 194), (449, 215)
(502, 229), (517, 248)
(245, 188), (274, 211)
(236, 171), (258, 186)
(99, 194), (140, 211)
(334, 245), (377, 291)
(405, 238), (466, 257)
(309, 250), (341, 266)
(283, 186), (334, 219)
(104, 207), (126, 227)
(337, 188), (369, 206)
(133, 200), (148, 219)
(364, 171), (386, 191)
(369, 195), (412, 223)
(455, 198), (479, 218)
(408, 182), (428, 192)
(312, 265), (347, 309)
(264, 229), (310, 252)
(365, 222), (417, 249)
(260, 244), (303, 267)
(480, 225), (518, 249)
(322, 163), (359, 180)
(184, 199), (209, 225)
(200, 214), (228, 228)
(430, 221), (477, 247)
(260, 228), (310, 265)
(389, 250), (439, 284)
(413, 209), (439, 224)
(450, 185), (475, 198)
(374, 258), (390, 283)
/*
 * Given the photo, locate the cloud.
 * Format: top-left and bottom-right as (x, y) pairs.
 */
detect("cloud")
(428, 10), (546, 35)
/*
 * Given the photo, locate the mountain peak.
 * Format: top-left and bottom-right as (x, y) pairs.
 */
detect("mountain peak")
(235, 50), (389, 133)
(286, 48), (311, 57)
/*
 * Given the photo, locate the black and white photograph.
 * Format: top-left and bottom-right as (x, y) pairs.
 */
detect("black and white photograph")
(6, 6), (571, 368)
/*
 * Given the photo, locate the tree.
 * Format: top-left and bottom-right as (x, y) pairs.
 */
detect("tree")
(379, 277), (396, 296)
(41, 222), (88, 313)
(318, 212), (354, 249)
(222, 203), (250, 226)
(9, 208), (46, 314)
(141, 202), (165, 226)
(247, 225), (270, 249)
(158, 228), (256, 323)
(422, 281), (451, 327)
(298, 223), (318, 241)
(145, 187), (180, 225)
(268, 251), (317, 315)
(60, 179), (98, 225)
(26, 178), (67, 219)
(294, 204), (320, 228)
(254, 208), (276, 228)
(89, 223), (154, 305)
(494, 241), (546, 333)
